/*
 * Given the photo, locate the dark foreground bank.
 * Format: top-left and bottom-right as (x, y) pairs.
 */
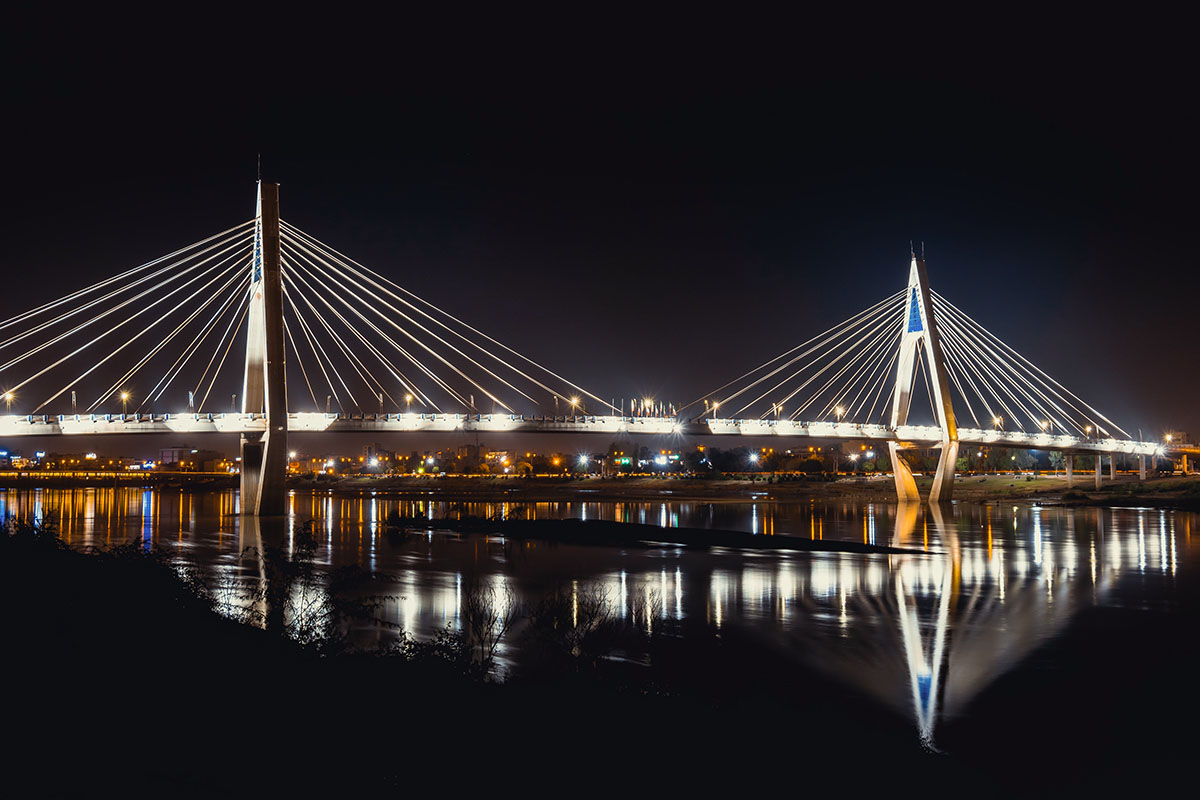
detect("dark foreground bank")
(4, 518), (1196, 796)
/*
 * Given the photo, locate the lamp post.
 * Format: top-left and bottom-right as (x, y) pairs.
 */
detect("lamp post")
(3, 391), (12, 413)
(120, 391), (130, 416)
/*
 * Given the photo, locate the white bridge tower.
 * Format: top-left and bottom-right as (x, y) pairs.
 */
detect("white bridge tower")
(240, 182), (288, 515)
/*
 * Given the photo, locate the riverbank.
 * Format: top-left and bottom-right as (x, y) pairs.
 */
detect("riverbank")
(3, 471), (1197, 509)
(300, 472), (1200, 510)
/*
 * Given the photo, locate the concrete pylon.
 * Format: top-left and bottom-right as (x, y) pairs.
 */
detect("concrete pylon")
(240, 182), (288, 516)
(1066, 453), (1074, 487)
(1109, 453), (1117, 481)
(1095, 455), (1102, 489)
(889, 254), (959, 503)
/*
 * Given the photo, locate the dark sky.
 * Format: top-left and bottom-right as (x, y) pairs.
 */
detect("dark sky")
(2, 16), (1196, 455)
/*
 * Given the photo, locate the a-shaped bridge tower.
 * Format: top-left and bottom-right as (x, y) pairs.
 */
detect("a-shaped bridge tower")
(889, 254), (957, 503)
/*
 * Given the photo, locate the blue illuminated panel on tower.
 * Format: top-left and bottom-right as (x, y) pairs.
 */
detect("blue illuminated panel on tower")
(907, 288), (923, 333)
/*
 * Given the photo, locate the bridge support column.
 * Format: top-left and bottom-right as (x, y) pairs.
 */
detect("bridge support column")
(1095, 455), (1103, 489)
(888, 442), (920, 503)
(240, 182), (288, 516)
(1183, 454), (1190, 475)
(1138, 455), (1146, 481)
(1065, 453), (1074, 487)
(1110, 453), (1117, 481)
(929, 440), (958, 504)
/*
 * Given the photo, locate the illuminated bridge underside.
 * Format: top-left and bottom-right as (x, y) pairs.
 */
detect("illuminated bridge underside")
(0, 413), (1163, 457)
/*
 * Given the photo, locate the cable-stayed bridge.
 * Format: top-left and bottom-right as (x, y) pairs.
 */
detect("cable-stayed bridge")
(0, 183), (1178, 512)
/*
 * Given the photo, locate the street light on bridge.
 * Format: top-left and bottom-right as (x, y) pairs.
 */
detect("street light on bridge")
(3, 391), (12, 413)
(835, 406), (845, 423)
(120, 391), (130, 416)
(993, 416), (1002, 429)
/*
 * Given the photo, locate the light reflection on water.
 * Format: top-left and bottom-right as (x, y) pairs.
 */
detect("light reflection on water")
(1, 486), (1194, 744)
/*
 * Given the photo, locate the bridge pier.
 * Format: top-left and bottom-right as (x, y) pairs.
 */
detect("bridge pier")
(1139, 454), (1146, 481)
(1065, 453), (1074, 487)
(888, 442), (920, 503)
(929, 440), (958, 504)
(1184, 454), (1191, 475)
(1095, 455), (1103, 489)
(1110, 453), (1117, 481)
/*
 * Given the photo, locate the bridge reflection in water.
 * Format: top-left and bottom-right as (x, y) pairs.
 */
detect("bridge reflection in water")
(0, 486), (1190, 743)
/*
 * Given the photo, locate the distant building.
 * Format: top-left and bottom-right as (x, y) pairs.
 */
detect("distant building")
(159, 446), (223, 471)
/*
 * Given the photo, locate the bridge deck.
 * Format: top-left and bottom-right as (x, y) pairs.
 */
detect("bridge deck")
(0, 412), (1166, 456)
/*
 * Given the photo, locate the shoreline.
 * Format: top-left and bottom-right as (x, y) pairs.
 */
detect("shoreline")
(2, 472), (1198, 511)
(384, 515), (926, 555)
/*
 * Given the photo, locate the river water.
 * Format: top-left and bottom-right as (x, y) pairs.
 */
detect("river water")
(2, 485), (1195, 753)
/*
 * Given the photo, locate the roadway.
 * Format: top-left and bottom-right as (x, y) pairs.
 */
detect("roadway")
(0, 411), (1168, 457)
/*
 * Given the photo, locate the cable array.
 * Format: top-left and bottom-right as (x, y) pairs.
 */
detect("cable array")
(278, 221), (613, 414)
(692, 284), (1131, 438)
(0, 221), (256, 414)
(688, 290), (912, 423)
(0, 217), (612, 417)
(930, 291), (1127, 437)
(0, 207), (1134, 439)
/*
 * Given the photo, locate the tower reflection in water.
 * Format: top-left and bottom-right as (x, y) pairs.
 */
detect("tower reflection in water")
(0, 487), (1188, 745)
(738, 502), (1184, 748)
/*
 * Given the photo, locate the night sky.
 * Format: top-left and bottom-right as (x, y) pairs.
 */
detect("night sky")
(3, 17), (1196, 455)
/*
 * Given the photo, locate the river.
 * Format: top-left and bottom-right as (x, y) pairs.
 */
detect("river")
(2, 485), (1195, 756)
